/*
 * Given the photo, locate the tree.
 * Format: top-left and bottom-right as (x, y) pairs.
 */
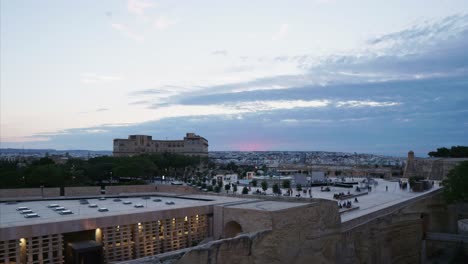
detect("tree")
(212, 178), (217, 186)
(25, 164), (66, 187)
(272, 183), (280, 194)
(409, 176), (425, 188)
(252, 179), (258, 187)
(224, 184), (231, 191)
(261, 180), (268, 192)
(214, 185), (221, 193)
(33, 157), (55, 166)
(428, 146), (468, 158)
(442, 161), (468, 203)
(226, 161), (238, 172)
(232, 184), (238, 193)
(296, 184), (302, 192)
(282, 180), (291, 189)
(0, 160), (24, 188)
(242, 186), (249, 194)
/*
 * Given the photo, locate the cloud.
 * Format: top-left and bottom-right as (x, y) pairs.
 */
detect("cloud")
(80, 73), (122, 84)
(1, 136), (51, 143)
(83, 129), (109, 134)
(212, 50), (228, 56)
(129, 100), (151, 106)
(272, 23), (289, 40)
(127, 0), (155, 16)
(154, 16), (176, 30)
(281, 117), (372, 124)
(126, 13), (467, 114)
(367, 14), (468, 51)
(9, 14), (468, 155)
(141, 99), (399, 121)
(111, 23), (144, 42)
(336, 101), (400, 108)
(144, 100), (330, 120)
(303, 14), (468, 81)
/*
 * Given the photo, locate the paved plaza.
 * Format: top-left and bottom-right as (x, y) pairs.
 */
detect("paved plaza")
(231, 178), (442, 222)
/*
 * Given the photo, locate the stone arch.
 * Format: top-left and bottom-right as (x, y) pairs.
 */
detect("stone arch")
(224, 221), (243, 238)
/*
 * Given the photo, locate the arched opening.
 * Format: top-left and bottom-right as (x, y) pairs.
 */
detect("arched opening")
(224, 221), (242, 238)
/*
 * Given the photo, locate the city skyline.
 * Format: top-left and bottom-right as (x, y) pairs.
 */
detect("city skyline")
(1, 0), (468, 156)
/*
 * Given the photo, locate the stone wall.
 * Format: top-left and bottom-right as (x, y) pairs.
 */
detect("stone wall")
(338, 213), (423, 264)
(262, 200), (340, 264)
(0, 188), (60, 199)
(106, 185), (158, 195)
(64, 186), (101, 196)
(215, 206), (272, 239)
(121, 192), (448, 264)
(154, 185), (201, 194)
(201, 199), (341, 264)
(105, 184), (200, 195)
(403, 155), (468, 180)
(426, 239), (468, 261)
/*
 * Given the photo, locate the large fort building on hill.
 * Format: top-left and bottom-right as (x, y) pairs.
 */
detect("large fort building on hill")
(113, 133), (208, 157)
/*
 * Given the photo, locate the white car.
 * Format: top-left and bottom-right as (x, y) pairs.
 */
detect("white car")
(170, 181), (183, 185)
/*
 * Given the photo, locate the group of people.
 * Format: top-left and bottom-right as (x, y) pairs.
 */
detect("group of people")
(398, 180), (408, 190)
(333, 191), (351, 199)
(254, 189), (267, 195)
(338, 199), (357, 209)
(282, 188), (313, 198)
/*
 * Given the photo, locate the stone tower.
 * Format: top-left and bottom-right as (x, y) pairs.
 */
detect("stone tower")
(403, 151), (415, 178)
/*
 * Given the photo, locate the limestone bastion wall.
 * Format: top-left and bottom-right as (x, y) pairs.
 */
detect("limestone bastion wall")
(0, 187), (60, 198)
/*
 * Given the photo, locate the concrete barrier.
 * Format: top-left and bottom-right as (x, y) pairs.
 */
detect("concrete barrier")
(0, 188), (60, 199)
(64, 186), (101, 196)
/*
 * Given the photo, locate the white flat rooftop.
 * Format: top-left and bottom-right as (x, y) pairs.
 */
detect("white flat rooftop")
(0, 195), (248, 228)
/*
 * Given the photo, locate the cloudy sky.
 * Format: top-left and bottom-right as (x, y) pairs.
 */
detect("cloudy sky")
(1, 0), (468, 156)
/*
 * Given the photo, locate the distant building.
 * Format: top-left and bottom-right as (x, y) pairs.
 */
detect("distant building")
(310, 171), (326, 182)
(113, 133), (208, 157)
(216, 174), (238, 185)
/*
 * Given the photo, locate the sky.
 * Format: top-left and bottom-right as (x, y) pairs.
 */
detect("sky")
(1, 0), (468, 156)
